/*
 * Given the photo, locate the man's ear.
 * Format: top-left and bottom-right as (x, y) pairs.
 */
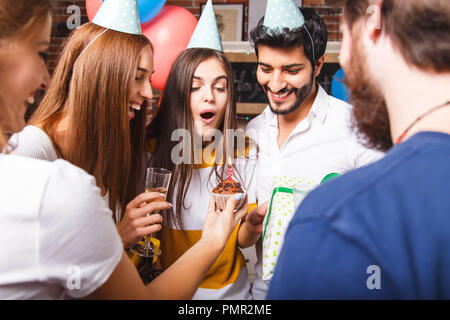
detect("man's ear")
(366, 0), (383, 43)
(314, 55), (325, 77)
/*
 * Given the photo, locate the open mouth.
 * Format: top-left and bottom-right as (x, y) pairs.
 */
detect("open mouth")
(270, 89), (295, 103)
(128, 103), (142, 120)
(23, 92), (36, 113)
(26, 96), (35, 104)
(25, 92), (36, 106)
(200, 109), (216, 124)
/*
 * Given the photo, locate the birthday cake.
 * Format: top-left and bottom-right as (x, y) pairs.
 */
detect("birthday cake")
(212, 179), (245, 211)
(212, 179), (244, 194)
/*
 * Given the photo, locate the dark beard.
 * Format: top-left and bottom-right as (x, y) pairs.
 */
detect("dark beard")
(264, 72), (315, 116)
(344, 40), (393, 152)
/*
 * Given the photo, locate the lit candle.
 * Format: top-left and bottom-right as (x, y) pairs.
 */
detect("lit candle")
(227, 154), (233, 180)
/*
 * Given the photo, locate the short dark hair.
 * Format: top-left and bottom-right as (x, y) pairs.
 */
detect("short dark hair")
(344, 0), (450, 72)
(249, 7), (328, 67)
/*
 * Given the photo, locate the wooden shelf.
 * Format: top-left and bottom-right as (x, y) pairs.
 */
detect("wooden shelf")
(226, 51), (339, 64)
(224, 41), (341, 63)
(237, 103), (267, 115)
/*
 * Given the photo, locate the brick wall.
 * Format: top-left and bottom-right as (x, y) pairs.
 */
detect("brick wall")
(47, 0), (345, 74)
(167, 0), (248, 18)
(304, 0), (345, 42)
(48, 1), (88, 72)
(167, 0), (249, 40)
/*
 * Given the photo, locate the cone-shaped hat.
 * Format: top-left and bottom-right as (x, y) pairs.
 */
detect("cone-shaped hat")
(187, 0), (223, 52)
(93, 0), (142, 35)
(263, 0), (305, 32)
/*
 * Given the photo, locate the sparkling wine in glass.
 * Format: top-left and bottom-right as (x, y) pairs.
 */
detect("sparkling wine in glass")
(131, 168), (172, 259)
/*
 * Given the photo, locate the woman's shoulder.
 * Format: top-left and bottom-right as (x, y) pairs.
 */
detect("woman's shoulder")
(1, 154), (107, 218)
(1, 154), (96, 189)
(7, 125), (58, 161)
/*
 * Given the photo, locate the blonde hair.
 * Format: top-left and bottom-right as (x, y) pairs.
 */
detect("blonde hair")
(0, 0), (54, 149)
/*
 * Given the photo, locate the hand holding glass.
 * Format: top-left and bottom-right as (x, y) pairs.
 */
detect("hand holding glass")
(131, 167), (172, 258)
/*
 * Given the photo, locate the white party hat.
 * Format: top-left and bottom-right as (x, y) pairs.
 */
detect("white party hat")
(93, 0), (142, 35)
(187, 0), (223, 52)
(263, 0), (315, 60)
(263, 0), (305, 32)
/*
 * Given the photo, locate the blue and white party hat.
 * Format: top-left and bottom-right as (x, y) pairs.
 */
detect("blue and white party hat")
(93, 0), (142, 35)
(187, 0), (223, 52)
(263, 0), (305, 32)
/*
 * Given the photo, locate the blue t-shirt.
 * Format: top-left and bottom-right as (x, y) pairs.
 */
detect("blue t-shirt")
(267, 132), (450, 299)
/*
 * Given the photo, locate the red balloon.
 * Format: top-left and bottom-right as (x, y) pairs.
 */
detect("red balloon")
(86, 0), (103, 22)
(141, 6), (198, 91)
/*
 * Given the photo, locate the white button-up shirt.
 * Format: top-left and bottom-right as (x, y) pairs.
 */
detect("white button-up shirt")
(245, 85), (384, 299)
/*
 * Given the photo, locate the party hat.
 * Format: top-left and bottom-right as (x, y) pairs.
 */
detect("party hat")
(187, 0), (223, 52)
(93, 0), (142, 35)
(263, 0), (305, 32)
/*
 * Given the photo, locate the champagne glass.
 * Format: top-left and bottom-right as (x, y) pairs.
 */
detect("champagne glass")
(131, 167), (172, 259)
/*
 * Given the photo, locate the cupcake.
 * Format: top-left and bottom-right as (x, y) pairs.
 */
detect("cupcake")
(212, 179), (246, 211)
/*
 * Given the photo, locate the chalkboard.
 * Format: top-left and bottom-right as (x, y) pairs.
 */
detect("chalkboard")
(232, 62), (267, 104)
(231, 62), (341, 104)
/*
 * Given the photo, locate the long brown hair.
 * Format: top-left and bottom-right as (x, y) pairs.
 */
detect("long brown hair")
(148, 48), (247, 229)
(29, 23), (152, 222)
(0, 0), (54, 149)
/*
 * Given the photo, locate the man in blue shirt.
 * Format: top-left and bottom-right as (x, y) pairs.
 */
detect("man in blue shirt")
(268, 0), (450, 299)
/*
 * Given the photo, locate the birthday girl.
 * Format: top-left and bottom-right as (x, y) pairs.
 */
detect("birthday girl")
(146, 1), (262, 300)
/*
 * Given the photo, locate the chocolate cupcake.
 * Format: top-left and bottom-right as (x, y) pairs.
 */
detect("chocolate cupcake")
(212, 179), (246, 211)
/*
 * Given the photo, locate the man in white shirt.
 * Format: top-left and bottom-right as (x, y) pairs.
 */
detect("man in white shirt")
(245, 4), (383, 299)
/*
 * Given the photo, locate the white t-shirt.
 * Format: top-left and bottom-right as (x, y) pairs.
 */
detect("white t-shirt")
(245, 85), (384, 299)
(8, 126), (119, 223)
(0, 154), (123, 299)
(7, 125), (58, 161)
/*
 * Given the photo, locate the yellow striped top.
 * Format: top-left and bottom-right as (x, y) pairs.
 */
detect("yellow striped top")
(156, 141), (257, 299)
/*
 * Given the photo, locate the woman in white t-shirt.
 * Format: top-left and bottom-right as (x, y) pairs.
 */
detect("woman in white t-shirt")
(0, 0), (248, 299)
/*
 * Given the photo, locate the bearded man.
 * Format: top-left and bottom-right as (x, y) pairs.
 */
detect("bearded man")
(267, 0), (450, 299)
(243, 1), (383, 300)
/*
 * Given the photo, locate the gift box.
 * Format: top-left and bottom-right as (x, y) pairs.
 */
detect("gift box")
(262, 175), (316, 281)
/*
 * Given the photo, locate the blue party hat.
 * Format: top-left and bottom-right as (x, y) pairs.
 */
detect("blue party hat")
(187, 0), (223, 52)
(263, 0), (305, 32)
(93, 0), (142, 35)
